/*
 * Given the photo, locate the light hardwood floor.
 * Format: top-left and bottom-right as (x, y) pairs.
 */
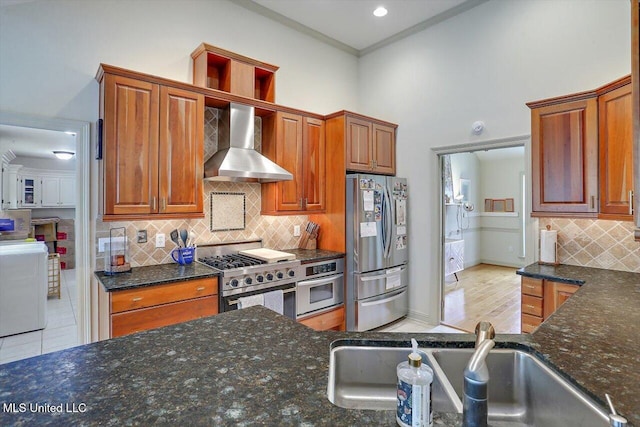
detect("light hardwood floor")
(443, 264), (521, 334)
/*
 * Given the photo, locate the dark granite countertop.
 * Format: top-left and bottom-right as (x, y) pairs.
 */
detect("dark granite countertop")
(2, 263), (638, 426)
(282, 248), (345, 263)
(95, 262), (219, 292)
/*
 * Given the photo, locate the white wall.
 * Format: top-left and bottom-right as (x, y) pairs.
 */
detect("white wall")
(0, 0), (359, 122)
(478, 150), (525, 267)
(357, 0), (631, 324)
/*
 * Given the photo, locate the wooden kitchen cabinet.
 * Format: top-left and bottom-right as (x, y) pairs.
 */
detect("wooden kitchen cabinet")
(520, 276), (579, 333)
(345, 115), (396, 175)
(261, 112), (326, 214)
(298, 306), (345, 331)
(528, 95), (598, 216)
(98, 277), (218, 339)
(543, 281), (579, 319)
(191, 43), (278, 102)
(98, 68), (204, 220)
(598, 77), (633, 220)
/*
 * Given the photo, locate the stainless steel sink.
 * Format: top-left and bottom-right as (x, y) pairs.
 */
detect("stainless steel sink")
(327, 343), (461, 413)
(328, 342), (609, 426)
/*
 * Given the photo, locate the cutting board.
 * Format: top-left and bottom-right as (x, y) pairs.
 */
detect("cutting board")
(239, 248), (296, 263)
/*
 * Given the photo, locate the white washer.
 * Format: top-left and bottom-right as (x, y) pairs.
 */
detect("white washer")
(0, 241), (48, 337)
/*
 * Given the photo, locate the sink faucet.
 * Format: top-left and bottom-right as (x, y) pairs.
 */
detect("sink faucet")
(463, 322), (496, 427)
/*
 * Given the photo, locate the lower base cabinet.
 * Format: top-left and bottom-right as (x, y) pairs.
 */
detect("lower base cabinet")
(298, 306), (345, 331)
(520, 276), (579, 333)
(99, 277), (218, 339)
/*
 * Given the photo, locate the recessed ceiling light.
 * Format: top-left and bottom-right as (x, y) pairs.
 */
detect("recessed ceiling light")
(53, 151), (75, 160)
(373, 6), (387, 17)
(64, 131), (76, 136)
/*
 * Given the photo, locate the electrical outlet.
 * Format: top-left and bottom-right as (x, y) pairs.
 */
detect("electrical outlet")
(156, 233), (165, 248)
(293, 225), (301, 237)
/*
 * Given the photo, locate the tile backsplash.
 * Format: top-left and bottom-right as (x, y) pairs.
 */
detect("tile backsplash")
(95, 107), (307, 270)
(539, 218), (640, 272)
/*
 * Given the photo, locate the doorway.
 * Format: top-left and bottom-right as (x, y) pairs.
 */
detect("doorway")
(0, 111), (91, 363)
(437, 140), (532, 334)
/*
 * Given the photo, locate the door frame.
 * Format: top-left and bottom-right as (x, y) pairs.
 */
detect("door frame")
(0, 111), (92, 345)
(432, 134), (534, 325)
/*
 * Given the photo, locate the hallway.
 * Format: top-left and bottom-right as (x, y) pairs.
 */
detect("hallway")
(443, 264), (521, 334)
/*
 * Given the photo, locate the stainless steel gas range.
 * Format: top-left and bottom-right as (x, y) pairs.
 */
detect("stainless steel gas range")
(197, 241), (302, 319)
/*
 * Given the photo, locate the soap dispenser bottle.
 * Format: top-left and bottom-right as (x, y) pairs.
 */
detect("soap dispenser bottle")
(396, 338), (433, 427)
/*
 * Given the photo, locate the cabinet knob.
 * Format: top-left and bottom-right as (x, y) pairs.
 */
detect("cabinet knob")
(196, 286), (205, 291)
(132, 297), (143, 302)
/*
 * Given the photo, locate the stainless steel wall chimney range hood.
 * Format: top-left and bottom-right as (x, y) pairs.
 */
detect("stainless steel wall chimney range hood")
(203, 103), (293, 182)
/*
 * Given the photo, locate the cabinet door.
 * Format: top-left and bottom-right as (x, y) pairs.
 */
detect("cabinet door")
(103, 74), (159, 215)
(346, 116), (373, 172)
(531, 98), (598, 214)
(599, 83), (633, 219)
(21, 175), (39, 207)
(543, 281), (579, 319)
(59, 176), (76, 207)
(372, 123), (395, 175)
(158, 86), (204, 214)
(275, 112), (304, 211)
(40, 177), (60, 207)
(302, 117), (325, 211)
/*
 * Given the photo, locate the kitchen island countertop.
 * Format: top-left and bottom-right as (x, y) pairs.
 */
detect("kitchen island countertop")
(2, 263), (638, 426)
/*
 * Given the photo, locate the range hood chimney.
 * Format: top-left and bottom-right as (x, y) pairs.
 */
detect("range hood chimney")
(203, 103), (293, 182)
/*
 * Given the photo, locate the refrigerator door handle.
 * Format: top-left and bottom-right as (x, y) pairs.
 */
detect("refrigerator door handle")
(360, 288), (406, 307)
(360, 266), (406, 282)
(383, 185), (393, 259)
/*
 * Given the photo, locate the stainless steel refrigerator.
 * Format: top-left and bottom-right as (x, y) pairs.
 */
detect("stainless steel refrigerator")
(345, 174), (408, 331)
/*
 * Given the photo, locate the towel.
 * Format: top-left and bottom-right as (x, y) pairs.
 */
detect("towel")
(238, 294), (264, 309)
(263, 290), (284, 315)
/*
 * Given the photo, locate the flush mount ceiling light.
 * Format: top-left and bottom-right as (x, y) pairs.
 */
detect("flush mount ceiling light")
(373, 6), (388, 17)
(53, 151), (75, 160)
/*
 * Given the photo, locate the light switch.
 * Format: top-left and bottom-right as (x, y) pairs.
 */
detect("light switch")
(156, 233), (165, 248)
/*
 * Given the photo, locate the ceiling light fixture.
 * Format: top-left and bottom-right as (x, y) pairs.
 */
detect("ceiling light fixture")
(373, 6), (387, 17)
(53, 151), (75, 160)
(64, 131), (76, 136)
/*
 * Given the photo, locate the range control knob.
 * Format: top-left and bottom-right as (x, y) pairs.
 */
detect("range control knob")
(229, 279), (239, 288)
(244, 277), (253, 285)
(256, 275), (264, 283)
(287, 270), (296, 278)
(266, 273), (274, 281)
(276, 271), (284, 280)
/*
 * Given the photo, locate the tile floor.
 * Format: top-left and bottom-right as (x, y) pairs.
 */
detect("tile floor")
(0, 269), (80, 364)
(442, 264), (521, 334)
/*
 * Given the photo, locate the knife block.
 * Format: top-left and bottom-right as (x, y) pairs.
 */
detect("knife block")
(298, 233), (317, 250)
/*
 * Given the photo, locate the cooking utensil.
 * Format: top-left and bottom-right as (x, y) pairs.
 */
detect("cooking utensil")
(170, 229), (181, 247)
(190, 231), (196, 248)
(180, 229), (188, 248)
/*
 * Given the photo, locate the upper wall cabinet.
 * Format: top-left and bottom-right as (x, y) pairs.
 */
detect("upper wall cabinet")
(528, 96), (598, 216)
(191, 43), (278, 103)
(632, 0), (640, 239)
(598, 77), (633, 220)
(329, 112), (396, 176)
(528, 75), (633, 219)
(261, 112), (326, 214)
(97, 66), (204, 221)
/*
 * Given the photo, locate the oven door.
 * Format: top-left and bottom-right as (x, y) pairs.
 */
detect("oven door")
(221, 282), (296, 320)
(296, 273), (344, 318)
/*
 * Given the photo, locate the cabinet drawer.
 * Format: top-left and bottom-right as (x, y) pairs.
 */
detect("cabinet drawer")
(111, 295), (218, 337)
(111, 278), (217, 313)
(521, 313), (542, 334)
(521, 277), (543, 297)
(299, 306), (345, 331)
(521, 294), (543, 317)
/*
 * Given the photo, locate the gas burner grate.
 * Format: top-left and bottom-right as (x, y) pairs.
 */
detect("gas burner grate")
(198, 254), (266, 270)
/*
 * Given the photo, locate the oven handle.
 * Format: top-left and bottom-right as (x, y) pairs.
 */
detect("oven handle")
(297, 273), (344, 288)
(227, 287), (295, 306)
